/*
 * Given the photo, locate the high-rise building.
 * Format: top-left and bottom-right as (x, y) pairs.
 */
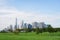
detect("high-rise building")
(38, 22), (47, 28)
(24, 23), (28, 29)
(28, 24), (32, 29)
(21, 20), (24, 29)
(14, 18), (18, 30)
(32, 22), (47, 28)
(18, 25), (19, 29)
(10, 25), (13, 31)
(32, 22), (39, 28)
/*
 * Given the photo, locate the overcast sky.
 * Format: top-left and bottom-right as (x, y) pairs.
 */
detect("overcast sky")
(0, 0), (60, 30)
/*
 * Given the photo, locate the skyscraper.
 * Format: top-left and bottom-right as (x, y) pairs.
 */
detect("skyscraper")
(32, 22), (39, 28)
(28, 24), (32, 29)
(10, 25), (13, 31)
(32, 22), (47, 28)
(14, 18), (18, 30)
(21, 20), (24, 29)
(24, 23), (28, 29)
(39, 22), (47, 28)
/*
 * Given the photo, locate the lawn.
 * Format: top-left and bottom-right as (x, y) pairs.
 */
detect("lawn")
(0, 32), (60, 40)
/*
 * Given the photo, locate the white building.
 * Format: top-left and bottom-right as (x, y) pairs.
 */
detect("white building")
(32, 22), (39, 28)
(38, 22), (47, 28)
(24, 23), (28, 29)
(32, 22), (47, 28)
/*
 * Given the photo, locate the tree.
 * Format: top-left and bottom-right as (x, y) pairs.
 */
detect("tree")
(1, 30), (7, 33)
(24, 28), (29, 33)
(14, 29), (20, 35)
(39, 28), (43, 33)
(36, 27), (40, 34)
(47, 25), (55, 33)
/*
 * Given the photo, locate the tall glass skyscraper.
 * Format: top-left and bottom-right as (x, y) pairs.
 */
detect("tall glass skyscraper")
(21, 20), (24, 29)
(14, 18), (18, 30)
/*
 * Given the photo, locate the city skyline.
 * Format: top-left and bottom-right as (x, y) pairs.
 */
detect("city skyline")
(0, 0), (60, 30)
(1, 18), (47, 31)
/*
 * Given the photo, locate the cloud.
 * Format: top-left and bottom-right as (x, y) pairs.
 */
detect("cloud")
(0, 6), (60, 26)
(0, 6), (60, 23)
(0, 0), (60, 30)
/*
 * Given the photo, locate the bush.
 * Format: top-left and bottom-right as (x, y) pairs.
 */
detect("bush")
(36, 27), (40, 34)
(14, 29), (20, 35)
(39, 28), (43, 33)
(24, 28), (29, 33)
(47, 25), (55, 33)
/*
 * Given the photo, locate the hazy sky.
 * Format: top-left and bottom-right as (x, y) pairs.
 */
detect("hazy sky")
(0, 0), (60, 30)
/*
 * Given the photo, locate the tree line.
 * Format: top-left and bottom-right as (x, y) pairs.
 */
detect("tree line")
(1, 24), (60, 34)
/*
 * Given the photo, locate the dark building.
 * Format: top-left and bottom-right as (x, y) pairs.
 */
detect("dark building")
(28, 24), (32, 32)
(28, 24), (32, 29)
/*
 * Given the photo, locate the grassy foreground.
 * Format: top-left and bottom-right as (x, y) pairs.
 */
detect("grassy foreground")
(0, 32), (60, 40)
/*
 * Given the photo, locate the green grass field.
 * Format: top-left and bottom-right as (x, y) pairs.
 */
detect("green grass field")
(0, 32), (60, 40)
